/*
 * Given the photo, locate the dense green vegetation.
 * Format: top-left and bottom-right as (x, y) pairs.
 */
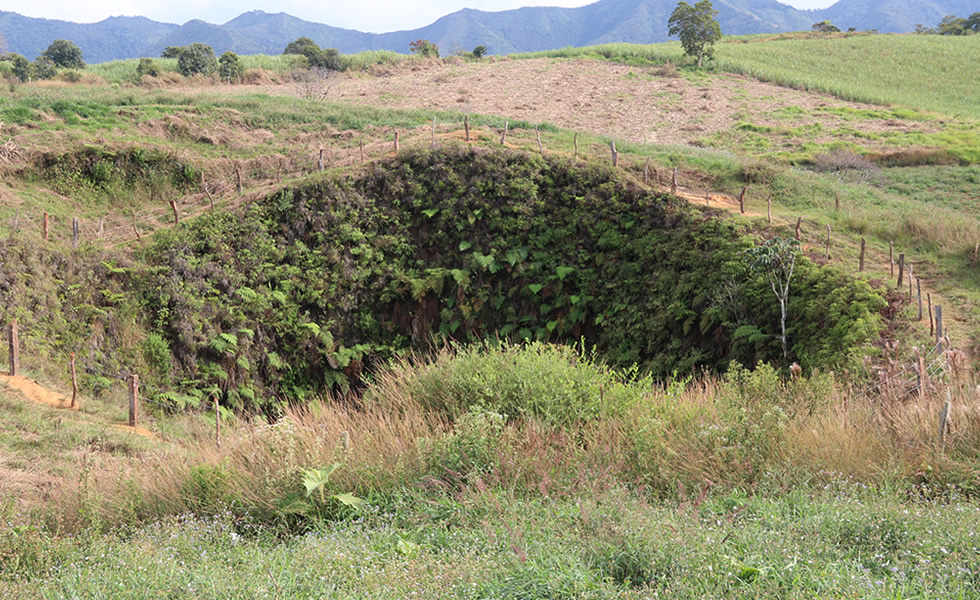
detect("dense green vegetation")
(0, 147), (886, 412)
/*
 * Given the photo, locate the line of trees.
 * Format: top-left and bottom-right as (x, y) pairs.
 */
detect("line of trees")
(1, 39), (84, 82)
(916, 13), (980, 35)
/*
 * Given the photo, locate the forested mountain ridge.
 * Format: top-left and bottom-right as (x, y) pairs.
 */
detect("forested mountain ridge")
(0, 0), (971, 63)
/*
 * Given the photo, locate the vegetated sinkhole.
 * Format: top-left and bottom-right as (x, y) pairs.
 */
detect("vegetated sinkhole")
(131, 145), (885, 411)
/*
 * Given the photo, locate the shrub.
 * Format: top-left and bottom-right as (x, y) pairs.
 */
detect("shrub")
(42, 39), (84, 69)
(369, 342), (650, 426)
(135, 58), (159, 79)
(218, 51), (244, 83)
(177, 43), (217, 77)
(409, 39), (440, 58)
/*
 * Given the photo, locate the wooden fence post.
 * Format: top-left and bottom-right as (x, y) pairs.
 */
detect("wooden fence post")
(235, 165), (243, 194)
(609, 141), (618, 167)
(536, 126), (543, 154)
(72, 217), (79, 248)
(896, 253), (905, 287)
(394, 130), (399, 153)
(935, 305), (943, 343)
(132, 211), (141, 242)
(794, 216), (802, 241)
(974, 242), (979, 266)
(889, 242), (894, 277)
(671, 167), (678, 195)
(928, 293), (934, 337)
(8, 320), (18, 377)
(70, 352), (79, 409)
(908, 267), (913, 302)
(767, 195), (772, 226)
(573, 132), (578, 159)
(169, 200), (179, 225)
(43, 212), (49, 242)
(916, 278), (923, 321)
(464, 115), (470, 142)
(128, 373), (139, 428)
(835, 191), (840, 212)
(739, 187), (746, 214)
(202, 173), (215, 210)
(318, 148), (324, 172)
(214, 395), (221, 448)
(918, 353), (927, 400)
(825, 224), (831, 260)
(859, 238), (866, 272)
(500, 121), (508, 145)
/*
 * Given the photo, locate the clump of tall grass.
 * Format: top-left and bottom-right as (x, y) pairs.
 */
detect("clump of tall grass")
(49, 342), (980, 533)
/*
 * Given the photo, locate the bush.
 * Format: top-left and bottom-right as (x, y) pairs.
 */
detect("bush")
(42, 39), (84, 69)
(370, 342), (651, 426)
(135, 58), (159, 79)
(9, 54), (32, 82)
(218, 51), (244, 83)
(31, 57), (57, 80)
(409, 39), (439, 58)
(177, 43), (217, 77)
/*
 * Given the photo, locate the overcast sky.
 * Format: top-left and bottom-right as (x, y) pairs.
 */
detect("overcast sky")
(9, 1), (839, 33)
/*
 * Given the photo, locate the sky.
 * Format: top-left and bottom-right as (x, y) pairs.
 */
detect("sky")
(7, 1), (839, 33)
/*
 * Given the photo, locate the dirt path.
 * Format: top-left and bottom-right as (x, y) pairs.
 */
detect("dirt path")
(0, 373), (160, 439)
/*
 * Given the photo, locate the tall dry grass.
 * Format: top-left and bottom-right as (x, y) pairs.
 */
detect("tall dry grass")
(51, 344), (980, 532)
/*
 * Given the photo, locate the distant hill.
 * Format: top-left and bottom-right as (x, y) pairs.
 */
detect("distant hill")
(817, 0), (978, 33)
(0, 0), (973, 63)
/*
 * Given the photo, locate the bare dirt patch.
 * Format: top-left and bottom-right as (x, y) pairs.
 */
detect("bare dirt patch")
(325, 58), (936, 149)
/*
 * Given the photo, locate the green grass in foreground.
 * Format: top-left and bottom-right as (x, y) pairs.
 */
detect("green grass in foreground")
(3, 489), (980, 599)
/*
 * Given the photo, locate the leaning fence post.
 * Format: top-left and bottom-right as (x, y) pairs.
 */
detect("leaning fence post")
(128, 373), (139, 428)
(8, 320), (18, 376)
(70, 352), (79, 409)
(928, 293), (934, 337)
(500, 121), (508, 145)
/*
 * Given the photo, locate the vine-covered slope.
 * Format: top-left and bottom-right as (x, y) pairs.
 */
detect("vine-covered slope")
(132, 146), (884, 409)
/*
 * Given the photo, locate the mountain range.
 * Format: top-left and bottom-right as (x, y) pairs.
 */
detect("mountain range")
(0, 0), (974, 64)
